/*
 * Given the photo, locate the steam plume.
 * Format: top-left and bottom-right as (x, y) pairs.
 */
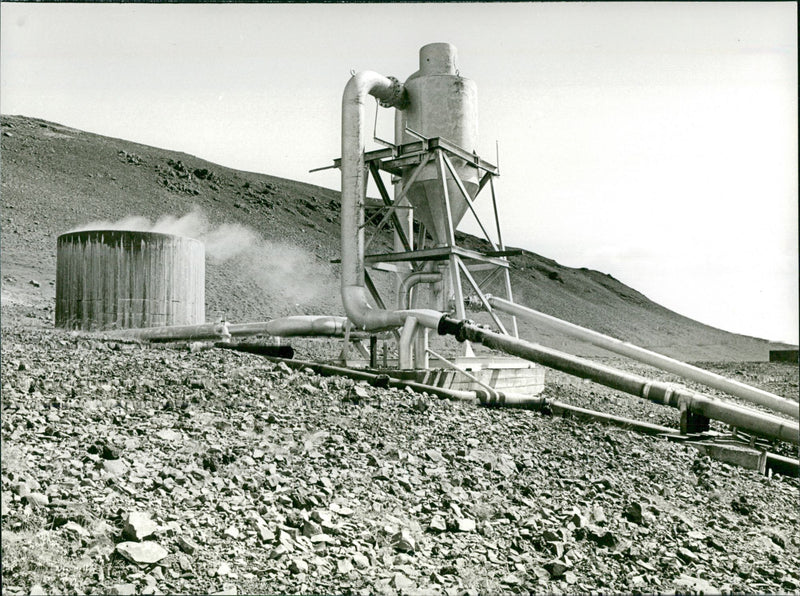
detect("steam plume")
(69, 207), (335, 305)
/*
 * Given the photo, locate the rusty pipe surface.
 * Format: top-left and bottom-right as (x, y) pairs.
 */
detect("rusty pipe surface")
(438, 316), (799, 445)
(488, 295), (799, 420)
(341, 71), (443, 332)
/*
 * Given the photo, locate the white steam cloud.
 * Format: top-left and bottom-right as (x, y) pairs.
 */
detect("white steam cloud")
(70, 207), (335, 305)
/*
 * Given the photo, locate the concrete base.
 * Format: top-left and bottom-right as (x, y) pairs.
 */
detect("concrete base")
(375, 356), (545, 395)
(689, 441), (767, 474)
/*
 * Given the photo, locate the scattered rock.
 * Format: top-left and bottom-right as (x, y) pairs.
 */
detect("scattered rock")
(289, 558), (308, 574)
(578, 525), (619, 548)
(392, 529), (416, 554)
(392, 572), (416, 592)
(674, 574), (719, 594)
(24, 492), (49, 508)
(0, 298), (796, 596)
(544, 559), (571, 578)
(123, 511), (158, 541)
(456, 518), (476, 532)
(103, 459), (129, 476)
(337, 558), (354, 574)
(624, 501), (644, 525)
(731, 495), (754, 515)
(156, 428), (182, 442)
(428, 515), (447, 533)
(108, 584), (136, 596)
(116, 541), (169, 564)
(591, 505), (608, 525)
(302, 519), (323, 538)
(177, 535), (199, 555)
(352, 553), (370, 569)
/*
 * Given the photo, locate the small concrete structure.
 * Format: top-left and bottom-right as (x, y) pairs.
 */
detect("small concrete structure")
(56, 229), (204, 331)
(383, 357), (545, 395)
(769, 349), (799, 364)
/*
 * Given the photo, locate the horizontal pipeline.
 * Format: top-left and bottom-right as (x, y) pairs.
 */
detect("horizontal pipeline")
(104, 316), (357, 343)
(263, 357), (542, 407)
(488, 295), (799, 420)
(437, 316), (799, 445)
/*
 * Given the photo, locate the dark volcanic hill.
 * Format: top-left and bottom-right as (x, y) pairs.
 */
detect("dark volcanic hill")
(1, 115), (791, 361)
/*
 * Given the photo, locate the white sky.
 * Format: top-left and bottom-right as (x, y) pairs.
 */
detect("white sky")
(2, 2), (797, 344)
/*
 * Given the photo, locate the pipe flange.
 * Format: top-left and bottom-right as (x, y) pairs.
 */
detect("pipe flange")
(379, 76), (409, 109)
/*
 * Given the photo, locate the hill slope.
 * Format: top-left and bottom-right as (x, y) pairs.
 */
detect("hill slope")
(1, 115), (790, 361)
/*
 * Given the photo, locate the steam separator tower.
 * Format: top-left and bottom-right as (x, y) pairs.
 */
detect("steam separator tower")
(326, 42), (541, 392)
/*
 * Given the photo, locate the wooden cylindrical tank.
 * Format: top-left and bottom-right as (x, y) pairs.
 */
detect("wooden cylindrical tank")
(55, 230), (205, 330)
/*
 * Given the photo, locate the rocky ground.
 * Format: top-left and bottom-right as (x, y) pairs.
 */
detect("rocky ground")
(2, 307), (799, 596)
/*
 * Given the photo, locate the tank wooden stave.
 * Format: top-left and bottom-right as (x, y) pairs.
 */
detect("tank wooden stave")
(55, 230), (205, 330)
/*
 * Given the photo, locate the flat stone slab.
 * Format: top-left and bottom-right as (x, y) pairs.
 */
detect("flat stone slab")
(116, 541), (168, 564)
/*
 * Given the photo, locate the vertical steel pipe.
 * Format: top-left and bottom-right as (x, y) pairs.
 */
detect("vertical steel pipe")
(340, 71), (443, 332)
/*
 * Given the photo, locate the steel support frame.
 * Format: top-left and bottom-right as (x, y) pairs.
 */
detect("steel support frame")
(343, 137), (518, 365)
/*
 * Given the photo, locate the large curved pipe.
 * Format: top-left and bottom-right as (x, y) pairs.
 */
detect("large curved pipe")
(398, 272), (441, 310)
(341, 71), (442, 332)
(488, 295), (799, 420)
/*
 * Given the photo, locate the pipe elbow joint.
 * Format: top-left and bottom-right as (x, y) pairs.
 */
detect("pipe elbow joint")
(344, 71), (407, 111)
(379, 76), (409, 109)
(342, 285), (403, 331)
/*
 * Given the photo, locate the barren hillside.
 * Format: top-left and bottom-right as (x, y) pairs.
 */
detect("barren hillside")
(0, 114), (793, 360)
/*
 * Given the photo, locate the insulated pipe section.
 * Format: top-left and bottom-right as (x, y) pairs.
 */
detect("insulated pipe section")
(341, 71), (443, 332)
(110, 321), (232, 342)
(438, 316), (799, 445)
(228, 316), (348, 337)
(488, 295), (799, 420)
(110, 316), (349, 342)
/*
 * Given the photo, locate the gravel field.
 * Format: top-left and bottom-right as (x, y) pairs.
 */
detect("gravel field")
(2, 312), (799, 596)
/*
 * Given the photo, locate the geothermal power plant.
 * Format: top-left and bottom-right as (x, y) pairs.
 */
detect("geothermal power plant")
(54, 43), (798, 475)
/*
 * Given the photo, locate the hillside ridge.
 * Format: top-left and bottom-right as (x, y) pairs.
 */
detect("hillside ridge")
(1, 114), (791, 361)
